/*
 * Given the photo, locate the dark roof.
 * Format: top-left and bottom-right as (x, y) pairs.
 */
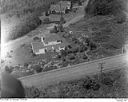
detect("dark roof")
(50, 1), (71, 12)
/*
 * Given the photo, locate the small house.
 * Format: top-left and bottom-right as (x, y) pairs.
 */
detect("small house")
(50, 1), (71, 14)
(31, 34), (66, 55)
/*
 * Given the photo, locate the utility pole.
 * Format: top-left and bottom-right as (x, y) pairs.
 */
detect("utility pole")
(98, 62), (105, 82)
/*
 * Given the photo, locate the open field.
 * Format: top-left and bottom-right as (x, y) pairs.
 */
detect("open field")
(25, 68), (128, 98)
(68, 15), (128, 57)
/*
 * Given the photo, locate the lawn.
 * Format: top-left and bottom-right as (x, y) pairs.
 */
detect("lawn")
(25, 68), (128, 98)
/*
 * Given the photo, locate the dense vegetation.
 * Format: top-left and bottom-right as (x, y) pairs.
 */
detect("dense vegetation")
(85, 0), (128, 24)
(0, 0), (59, 15)
(85, 0), (127, 16)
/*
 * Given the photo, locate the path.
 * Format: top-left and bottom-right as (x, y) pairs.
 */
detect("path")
(19, 54), (128, 87)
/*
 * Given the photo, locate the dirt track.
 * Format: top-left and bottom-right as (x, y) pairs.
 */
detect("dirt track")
(19, 54), (128, 87)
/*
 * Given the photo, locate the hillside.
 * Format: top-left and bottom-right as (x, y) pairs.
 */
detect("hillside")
(0, 0), (59, 42)
(85, 0), (128, 16)
(0, 0), (59, 15)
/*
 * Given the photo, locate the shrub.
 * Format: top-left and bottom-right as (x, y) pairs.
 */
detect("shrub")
(90, 42), (97, 51)
(114, 12), (126, 24)
(83, 78), (100, 91)
(33, 65), (42, 73)
(42, 18), (50, 24)
(33, 36), (40, 41)
(50, 26), (58, 33)
(25, 86), (40, 98)
(60, 16), (66, 24)
(101, 77), (114, 87)
(43, 66), (57, 72)
(5, 66), (14, 73)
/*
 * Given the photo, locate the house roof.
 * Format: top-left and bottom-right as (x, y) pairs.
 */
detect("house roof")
(50, 1), (71, 12)
(43, 34), (62, 44)
(31, 41), (66, 54)
(31, 42), (45, 53)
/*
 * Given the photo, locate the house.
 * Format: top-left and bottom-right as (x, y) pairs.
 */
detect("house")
(41, 34), (62, 46)
(50, 1), (71, 14)
(31, 34), (66, 55)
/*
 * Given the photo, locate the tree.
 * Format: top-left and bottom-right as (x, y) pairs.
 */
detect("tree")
(33, 65), (42, 73)
(78, 0), (82, 6)
(50, 26), (58, 33)
(33, 36), (40, 41)
(85, 0), (127, 16)
(42, 18), (50, 24)
(61, 50), (67, 57)
(90, 42), (97, 51)
(25, 86), (40, 98)
(4, 66), (14, 73)
(45, 10), (50, 16)
(60, 16), (66, 24)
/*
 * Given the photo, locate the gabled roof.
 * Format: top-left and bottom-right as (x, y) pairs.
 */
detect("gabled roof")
(31, 41), (66, 53)
(43, 34), (62, 44)
(31, 42), (45, 53)
(50, 1), (71, 12)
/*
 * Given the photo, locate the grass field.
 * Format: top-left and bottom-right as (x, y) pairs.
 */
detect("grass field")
(25, 68), (128, 98)
(69, 15), (128, 56)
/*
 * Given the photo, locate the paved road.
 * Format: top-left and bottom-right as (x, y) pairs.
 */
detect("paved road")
(19, 54), (128, 87)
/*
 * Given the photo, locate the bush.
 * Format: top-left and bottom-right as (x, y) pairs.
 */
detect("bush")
(50, 26), (58, 33)
(42, 18), (50, 24)
(101, 77), (114, 87)
(43, 66), (57, 72)
(25, 86), (40, 98)
(33, 65), (42, 73)
(90, 42), (97, 51)
(60, 16), (66, 24)
(83, 78), (100, 91)
(5, 66), (14, 73)
(114, 12), (126, 24)
(33, 36), (40, 41)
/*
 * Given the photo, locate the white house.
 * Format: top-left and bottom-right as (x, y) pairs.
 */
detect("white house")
(41, 34), (62, 46)
(31, 34), (66, 55)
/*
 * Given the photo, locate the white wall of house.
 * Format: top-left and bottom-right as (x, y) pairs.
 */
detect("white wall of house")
(47, 41), (61, 46)
(39, 49), (45, 54)
(35, 49), (45, 55)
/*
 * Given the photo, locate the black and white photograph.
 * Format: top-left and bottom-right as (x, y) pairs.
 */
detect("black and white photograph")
(0, 0), (128, 100)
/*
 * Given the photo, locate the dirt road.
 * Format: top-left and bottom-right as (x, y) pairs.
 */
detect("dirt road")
(19, 54), (128, 87)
